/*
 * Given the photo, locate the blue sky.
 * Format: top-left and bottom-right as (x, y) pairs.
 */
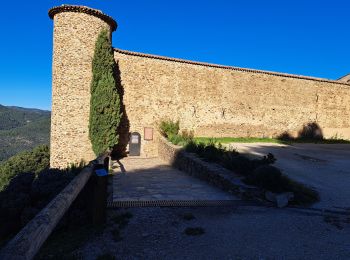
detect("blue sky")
(0, 0), (349, 110)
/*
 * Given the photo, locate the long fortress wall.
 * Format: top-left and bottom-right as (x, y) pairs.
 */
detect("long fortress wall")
(115, 49), (350, 157)
(49, 5), (350, 168)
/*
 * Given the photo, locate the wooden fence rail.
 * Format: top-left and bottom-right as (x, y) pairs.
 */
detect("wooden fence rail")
(0, 155), (108, 260)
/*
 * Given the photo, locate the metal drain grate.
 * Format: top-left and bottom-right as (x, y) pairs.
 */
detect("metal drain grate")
(107, 199), (240, 208)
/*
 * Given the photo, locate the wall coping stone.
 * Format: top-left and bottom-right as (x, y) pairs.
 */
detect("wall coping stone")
(49, 5), (117, 31)
(115, 48), (350, 86)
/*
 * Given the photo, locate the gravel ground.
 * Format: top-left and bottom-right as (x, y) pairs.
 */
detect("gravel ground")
(77, 205), (350, 260)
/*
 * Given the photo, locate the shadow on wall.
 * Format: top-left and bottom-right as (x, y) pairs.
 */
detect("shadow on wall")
(111, 61), (130, 159)
(278, 122), (324, 141)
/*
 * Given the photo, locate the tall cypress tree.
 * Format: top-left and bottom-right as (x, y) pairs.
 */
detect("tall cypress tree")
(89, 30), (121, 156)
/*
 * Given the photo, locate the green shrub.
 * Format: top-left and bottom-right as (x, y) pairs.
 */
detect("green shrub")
(185, 141), (205, 154)
(245, 165), (319, 204)
(281, 178), (320, 205)
(245, 165), (285, 193)
(221, 153), (253, 175)
(0, 145), (49, 191)
(89, 30), (122, 156)
(159, 120), (179, 138)
(298, 122), (323, 140)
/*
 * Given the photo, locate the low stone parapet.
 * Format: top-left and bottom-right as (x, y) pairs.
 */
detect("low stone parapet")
(158, 136), (261, 200)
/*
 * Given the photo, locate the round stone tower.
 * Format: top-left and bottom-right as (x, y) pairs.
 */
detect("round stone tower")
(49, 5), (117, 168)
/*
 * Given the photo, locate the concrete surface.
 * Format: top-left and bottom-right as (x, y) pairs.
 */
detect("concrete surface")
(112, 157), (238, 203)
(228, 143), (350, 209)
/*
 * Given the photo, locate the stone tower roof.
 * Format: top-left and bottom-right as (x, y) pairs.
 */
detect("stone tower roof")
(48, 5), (117, 31)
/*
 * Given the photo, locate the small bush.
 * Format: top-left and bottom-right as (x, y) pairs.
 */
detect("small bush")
(283, 178), (320, 205)
(245, 165), (285, 193)
(278, 131), (294, 141)
(159, 120), (179, 138)
(221, 153), (253, 175)
(245, 165), (319, 204)
(168, 134), (185, 145)
(298, 122), (323, 140)
(185, 141), (205, 154)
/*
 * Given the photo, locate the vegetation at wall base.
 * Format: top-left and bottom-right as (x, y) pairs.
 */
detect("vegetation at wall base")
(160, 119), (319, 205)
(159, 120), (195, 146)
(89, 30), (122, 156)
(194, 137), (350, 145)
(159, 120), (179, 138)
(194, 137), (288, 144)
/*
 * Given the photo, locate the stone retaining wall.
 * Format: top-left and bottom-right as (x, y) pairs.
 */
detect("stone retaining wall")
(158, 136), (260, 199)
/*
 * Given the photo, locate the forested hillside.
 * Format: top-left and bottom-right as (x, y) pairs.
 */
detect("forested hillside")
(0, 105), (50, 162)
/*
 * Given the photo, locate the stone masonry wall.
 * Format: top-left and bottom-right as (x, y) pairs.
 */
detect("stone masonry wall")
(49, 5), (350, 166)
(50, 10), (113, 168)
(115, 49), (350, 157)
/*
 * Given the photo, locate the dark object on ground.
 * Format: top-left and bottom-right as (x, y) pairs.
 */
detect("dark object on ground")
(183, 213), (195, 220)
(112, 212), (133, 229)
(97, 253), (116, 260)
(185, 227), (205, 236)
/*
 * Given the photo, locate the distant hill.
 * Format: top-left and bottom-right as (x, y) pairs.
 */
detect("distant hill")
(0, 105), (50, 162)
